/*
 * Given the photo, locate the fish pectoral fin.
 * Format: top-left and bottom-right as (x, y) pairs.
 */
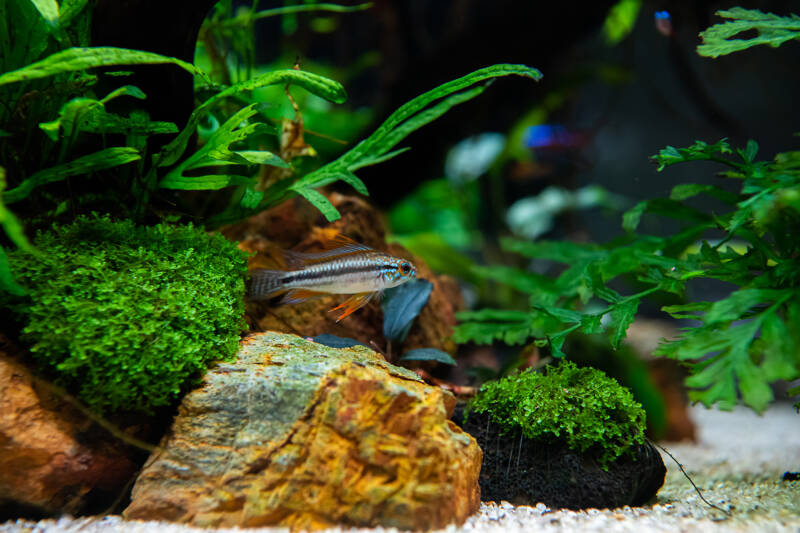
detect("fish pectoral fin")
(281, 288), (327, 304)
(329, 292), (372, 322)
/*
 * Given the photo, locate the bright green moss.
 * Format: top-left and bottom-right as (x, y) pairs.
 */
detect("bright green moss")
(468, 361), (647, 466)
(4, 215), (248, 413)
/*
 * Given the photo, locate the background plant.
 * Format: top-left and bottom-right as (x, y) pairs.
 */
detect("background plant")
(454, 8), (800, 413)
(0, 0), (541, 296)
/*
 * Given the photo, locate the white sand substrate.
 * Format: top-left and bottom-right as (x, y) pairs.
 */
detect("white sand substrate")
(3, 403), (799, 533)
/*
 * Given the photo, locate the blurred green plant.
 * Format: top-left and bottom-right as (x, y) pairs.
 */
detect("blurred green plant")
(455, 8), (800, 414)
(455, 139), (800, 414)
(1, 215), (248, 413)
(467, 360), (647, 468)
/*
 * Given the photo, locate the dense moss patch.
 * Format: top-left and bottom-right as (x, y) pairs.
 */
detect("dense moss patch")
(468, 361), (647, 466)
(4, 216), (248, 413)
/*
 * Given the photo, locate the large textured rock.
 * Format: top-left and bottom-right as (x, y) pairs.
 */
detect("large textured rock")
(221, 193), (463, 358)
(124, 332), (481, 530)
(454, 407), (665, 510)
(0, 335), (139, 518)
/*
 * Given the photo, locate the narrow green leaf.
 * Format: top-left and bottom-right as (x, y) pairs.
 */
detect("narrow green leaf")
(234, 150), (289, 168)
(399, 348), (456, 366)
(3, 147), (141, 203)
(501, 238), (600, 262)
(159, 174), (254, 190)
(548, 325), (579, 357)
(0, 46), (207, 87)
(252, 2), (373, 20)
(336, 171), (369, 196)
(704, 288), (786, 323)
(295, 188), (340, 221)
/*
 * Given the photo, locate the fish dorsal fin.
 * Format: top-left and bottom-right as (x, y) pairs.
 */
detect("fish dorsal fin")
(284, 234), (374, 268)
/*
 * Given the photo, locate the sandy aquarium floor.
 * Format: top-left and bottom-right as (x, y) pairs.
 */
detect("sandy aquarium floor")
(3, 404), (799, 533)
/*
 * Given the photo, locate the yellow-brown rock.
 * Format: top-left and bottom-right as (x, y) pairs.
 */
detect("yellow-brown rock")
(123, 332), (481, 530)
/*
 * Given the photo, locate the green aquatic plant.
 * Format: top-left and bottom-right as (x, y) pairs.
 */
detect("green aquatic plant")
(455, 7), (800, 413)
(468, 361), (646, 467)
(0, 0), (542, 295)
(2, 215), (248, 413)
(697, 7), (800, 58)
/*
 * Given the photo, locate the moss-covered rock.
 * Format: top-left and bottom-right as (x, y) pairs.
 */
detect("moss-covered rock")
(3, 215), (248, 413)
(467, 360), (647, 467)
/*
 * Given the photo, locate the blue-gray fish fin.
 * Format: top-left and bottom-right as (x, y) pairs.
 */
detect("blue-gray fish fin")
(248, 269), (287, 300)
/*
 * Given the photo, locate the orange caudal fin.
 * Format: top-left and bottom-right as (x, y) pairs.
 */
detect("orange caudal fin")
(329, 292), (373, 322)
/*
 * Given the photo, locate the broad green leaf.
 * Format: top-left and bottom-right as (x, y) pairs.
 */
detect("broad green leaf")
(608, 298), (639, 349)
(382, 279), (433, 342)
(669, 183), (739, 204)
(0, 47), (208, 87)
(295, 188), (340, 221)
(39, 97), (101, 141)
(233, 150), (289, 168)
(580, 313), (603, 334)
(622, 201), (646, 232)
(536, 305), (583, 324)
(698, 8), (800, 58)
(3, 147), (141, 203)
(399, 348), (457, 366)
(739, 139), (759, 163)
(603, 0), (641, 45)
(0, 167), (35, 253)
(454, 309), (533, 345)
(30, 0), (59, 28)
(0, 245), (27, 296)
(758, 310), (798, 381)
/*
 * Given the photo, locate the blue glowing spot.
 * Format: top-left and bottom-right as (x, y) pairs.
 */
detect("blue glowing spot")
(523, 124), (575, 149)
(654, 10), (671, 20)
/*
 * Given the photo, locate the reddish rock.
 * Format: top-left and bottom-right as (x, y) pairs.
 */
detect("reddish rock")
(0, 336), (139, 516)
(124, 332), (482, 531)
(222, 193), (463, 359)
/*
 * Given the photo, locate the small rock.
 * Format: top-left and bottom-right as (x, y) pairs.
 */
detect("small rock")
(454, 408), (666, 510)
(124, 332), (482, 531)
(0, 336), (139, 518)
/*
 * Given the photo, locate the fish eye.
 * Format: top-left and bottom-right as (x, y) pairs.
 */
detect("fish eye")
(400, 262), (411, 275)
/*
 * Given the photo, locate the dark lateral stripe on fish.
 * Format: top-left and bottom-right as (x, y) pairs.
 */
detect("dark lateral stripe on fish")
(283, 262), (396, 285)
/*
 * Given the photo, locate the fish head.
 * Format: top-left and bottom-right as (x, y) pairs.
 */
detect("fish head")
(382, 257), (417, 287)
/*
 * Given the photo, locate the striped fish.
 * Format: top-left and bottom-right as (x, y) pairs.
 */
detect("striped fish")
(248, 235), (417, 321)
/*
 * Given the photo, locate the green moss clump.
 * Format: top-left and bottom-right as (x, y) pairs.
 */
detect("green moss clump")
(468, 361), (647, 466)
(4, 215), (248, 413)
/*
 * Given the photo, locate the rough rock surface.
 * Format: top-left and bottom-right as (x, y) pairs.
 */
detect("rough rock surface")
(454, 407), (666, 510)
(0, 336), (139, 518)
(123, 332), (482, 531)
(221, 193), (463, 357)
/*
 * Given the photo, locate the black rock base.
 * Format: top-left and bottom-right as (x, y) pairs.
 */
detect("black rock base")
(454, 407), (666, 510)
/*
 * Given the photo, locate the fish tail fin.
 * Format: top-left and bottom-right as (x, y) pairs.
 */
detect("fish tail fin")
(248, 269), (287, 300)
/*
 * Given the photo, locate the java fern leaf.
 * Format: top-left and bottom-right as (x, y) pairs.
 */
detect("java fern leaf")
(159, 104), (287, 191)
(698, 8), (800, 58)
(0, 47), (208, 87)
(3, 147), (141, 203)
(208, 63), (542, 226)
(155, 69), (347, 169)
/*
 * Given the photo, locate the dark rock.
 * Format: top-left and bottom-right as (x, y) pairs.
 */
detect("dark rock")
(454, 406), (666, 510)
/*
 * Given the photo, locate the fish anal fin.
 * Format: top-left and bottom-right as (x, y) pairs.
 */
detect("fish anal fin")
(281, 288), (327, 305)
(329, 292), (372, 322)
